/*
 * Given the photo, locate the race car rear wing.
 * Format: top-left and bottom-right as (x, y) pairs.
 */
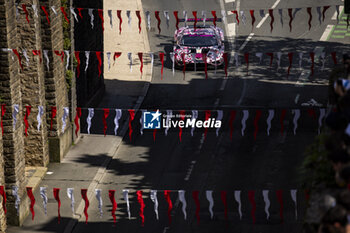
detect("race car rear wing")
(178, 18), (223, 22)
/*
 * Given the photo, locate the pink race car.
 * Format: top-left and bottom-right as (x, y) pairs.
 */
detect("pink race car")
(173, 25), (225, 68)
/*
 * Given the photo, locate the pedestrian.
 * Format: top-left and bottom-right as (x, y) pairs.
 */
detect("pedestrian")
(318, 205), (350, 233)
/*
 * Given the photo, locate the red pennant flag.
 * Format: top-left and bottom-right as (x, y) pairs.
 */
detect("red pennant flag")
(60, 7), (70, 24)
(159, 52), (165, 80)
(117, 10), (122, 34)
(24, 106), (31, 137)
(231, 10), (239, 25)
(211, 11), (217, 27)
(250, 10), (256, 28)
(288, 8), (293, 32)
(307, 109), (317, 120)
(266, 52), (274, 67)
(41, 6), (50, 25)
(0, 186), (6, 215)
(50, 106), (57, 132)
(192, 191), (200, 225)
(109, 190), (118, 224)
(12, 49), (23, 70)
(310, 52), (315, 76)
(173, 11), (179, 30)
(202, 53), (208, 79)
(136, 190), (145, 226)
(114, 52), (122, 62)
(287, 52), (293, 77)
(26, 187), (35, 220)
(331, 52), (337, 65)
(181, 53), (186, 80)
(164, 190), (173, 225)
(307, 8), (312, 30)
(74, 107), (81, 137)
(280, 109), (287, 135)
(138, 52), (143, 76)
(1, 104), (5, 136)
(32, 50), (42, 63)
(221, 191), (228, 221)
(248, 190), (256, 224)
(103, 108), (109, 136)
(155, 11), (161, 34)
(81, 189), (89, 224)
(204, 110), (211, 140)
(96, 51), (102, 77)
(74, 51), (81, 78)
(193, 11), (198, 31)
(223, 53), (228, 77)
(54, 50), (64, 63)
(322, 6), (330, 22)
(229, 110), (236, 140)
(136, 11), (142, 33)
(22, 5), (30, 24)
(53, 188), (61, 224)
(244, 53), (249, 74)
(98, 9), (104, 31)
(77, 8), (83, 19)
(268, 9), (274, 32)
(276, 190), (284, 223)
(153, 128), (157, 141)
(128, 110), (135, 141)
(179, 110), (185, 142)
(253, 110), (262, 140)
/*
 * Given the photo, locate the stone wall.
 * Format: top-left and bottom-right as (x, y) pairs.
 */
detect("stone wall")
(0, 108), (6, 233)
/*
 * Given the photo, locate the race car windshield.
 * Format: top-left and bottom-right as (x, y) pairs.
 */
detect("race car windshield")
(181, 35), (218, 46)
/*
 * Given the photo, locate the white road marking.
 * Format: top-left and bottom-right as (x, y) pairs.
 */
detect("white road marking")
(320, 25), (334, 41)
(46, 171), (53, 175)
(227, 22), (236, 36)
(239, 33), (254, 50)
(224, 0), (235, 3)
(332, 6), (344, 20)
(220, 79), (227, 90)
(295, 94), (300, 104)
(256, 0), (281, 28)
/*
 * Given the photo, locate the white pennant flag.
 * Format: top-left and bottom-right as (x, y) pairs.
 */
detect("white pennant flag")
(165, 110), (172, 136)
(149, 53), (154, 73)
(12, 104), (19, 130)
(64, 50), (70, 70)
(67, 188), (75, 215)
(345, 123), (350, 136)
(336, 5), (340, 23)
(51, 6), (58, 15)
(240, 11), (246, 25)
(291, 189), (298, 220)
(71, 8), (78, 22)
(191, 110), (198, 136)
(178, 190), (187, 220)
(202, 11), (207, 26)
(123, 189), (131, 219)
(216, 110), (223, 136)
(128, 52), (132, 72)
(320, 52), (326, 71)
(32, 5), (38, 18)
(292, 109), (300, 135)
(114, 109), (122, 135)
(145, 11), (151, 30)
(140, 110), (145, 135)
(126, 10), (131, 29)
(22, 49), (29, 66)
(266, 109), (274, 136)
(276, 52), (282, 70)
(95, 189), (103, 218)
(206, 190), (214, 219)
(234, 52), (240, 67)
(43, 50), (50, 70)
(107, 52), (111, 71)
(85, 51), (90, 72)
(108, 10), (113, 28)
(318, 108), (326, 134)
(40, 187), (48, 215)
(87, 108), (94, 134)
(183, 11), (188, 26)
(221, 10), (227, 24)
(255, 52), (263, 64)
(12, 186), (20, 216)
(62, 107), (69, 133)
(164, 11), (170, 29)
(298, 52), (303, 69)
(150, 190), (159, 220)
(241, 110), (249, 136)
(191, 53), (197, 72)
(37, 106), (44, 131)
(259, 9), (265, 18)
(88, 9), (94, 29)
(170, 52), (175, 75)
(316, 7), (322, 25)
(234, 190), (242, 220)
(262, 190), (270, 220)
(278, 9), (283, 27)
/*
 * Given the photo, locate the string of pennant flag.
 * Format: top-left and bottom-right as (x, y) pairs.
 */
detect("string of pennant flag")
(15, 4), (347, 34)
(0, 186), (304, 225)
(0, 105), (329, 141)
(0, 48), (343, 79)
